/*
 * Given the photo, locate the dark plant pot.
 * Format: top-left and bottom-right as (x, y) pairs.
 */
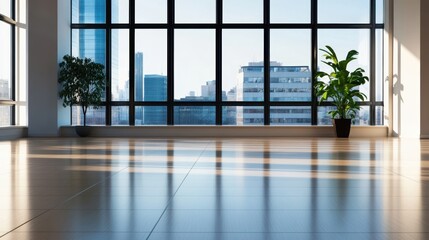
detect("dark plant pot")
(333, 119), (351, 138)
(75, 126), (91, 137)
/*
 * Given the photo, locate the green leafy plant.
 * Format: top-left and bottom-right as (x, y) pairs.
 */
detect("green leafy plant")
(58, 55), (105, 126)
(315, 46), (369, 119)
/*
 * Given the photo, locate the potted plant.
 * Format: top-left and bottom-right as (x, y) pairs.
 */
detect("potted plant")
(315, 46), (369, 138)
(58, 55), (105, 137)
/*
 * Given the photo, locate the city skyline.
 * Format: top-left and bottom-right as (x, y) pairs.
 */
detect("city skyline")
(129, 51), (315, 101)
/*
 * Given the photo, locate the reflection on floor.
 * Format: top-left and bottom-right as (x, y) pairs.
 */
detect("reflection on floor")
(0, 137), (428, 240)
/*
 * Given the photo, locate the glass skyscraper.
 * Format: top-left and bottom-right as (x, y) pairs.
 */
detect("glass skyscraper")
(142, 75), (167, 124)
(135, 52), (144, 101)
(72, 0), (106, 63)
(71, 0), (107, 125)
(231, 62), (312, 125)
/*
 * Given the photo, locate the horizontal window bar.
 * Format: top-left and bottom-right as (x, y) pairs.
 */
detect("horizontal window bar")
(71, 23), (384, 29)
(0, 14), (16, 25)
(0, 100), (16, 106)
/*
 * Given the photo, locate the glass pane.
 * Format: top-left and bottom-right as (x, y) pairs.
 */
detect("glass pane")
(352, 106), (370, 125)
(112, 0), (129, 23)
(142, 75), (167, 102)
(318, 0), (370, 23)
(111, 29), (129, 101)
(270, 30), (311, 101)
(0, 106), (11, 126)
(0, 0), (11, 17)
(376, 29), (383, 102)
(174, 106), (215, 125)
(318, 106), (369, 125)
(175, 29), (215, 101)
(135, 30), (167, 102)
(18, 0), (26, 23)
(175, 0), (215, 23)
(375, 106), (383, 125)
(317, 106), (334, 125)
(222, 106), (264, 125)
(72, 0), (106, 23)
(135, 106), (167, 125)
(135, 0), (167, 23)
(222, 106), (236, 125)
(270, 0), (310, 23)
(72, 106), (106, 125)
(72, 29), (106, 100)
(17, 27), (27, 126)
(223, 29), (264, 102)
(112, 106), (129, 125)
(72, 29), (106, 66)
(223, 0), (263, 23)
(0, 22), (11, 100)
(270, 107), (311, 125)
(318, 29), (370, 101)
(376, 0), (384, 24)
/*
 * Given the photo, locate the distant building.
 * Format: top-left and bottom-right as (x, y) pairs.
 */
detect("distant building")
(0, 79), (10, 125)
(233, 61), (312, 125)
(201, 80), (216, 101)
(138, 74), (167, 125)
(135, 52), (144, 101)
(143, 74), (167, 101)
(174, 106), (215, 125)
(0, 79), (9, 99)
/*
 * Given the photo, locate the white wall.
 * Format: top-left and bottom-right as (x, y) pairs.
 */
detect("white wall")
(420, 0), (429, 138)
(28, 0), (59, 136)
(28, 0), (70, 136)
(392, 0), (421, 138)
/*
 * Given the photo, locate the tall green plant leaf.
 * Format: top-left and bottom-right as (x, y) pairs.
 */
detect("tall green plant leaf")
(314, 46), (369, 119)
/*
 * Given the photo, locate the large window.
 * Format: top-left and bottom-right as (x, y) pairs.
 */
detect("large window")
(71, 0), (384, 126)
(0, 1), (15, 126)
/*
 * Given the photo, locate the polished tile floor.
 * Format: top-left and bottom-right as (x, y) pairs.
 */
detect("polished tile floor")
(0, 137), (428, 240)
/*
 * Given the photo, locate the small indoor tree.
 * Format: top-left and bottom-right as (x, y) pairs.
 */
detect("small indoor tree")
(58, 55), (105, 135)
(315, 46), (369, 137)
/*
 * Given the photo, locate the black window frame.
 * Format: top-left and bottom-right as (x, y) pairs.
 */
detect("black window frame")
(71, 0), (384, 126)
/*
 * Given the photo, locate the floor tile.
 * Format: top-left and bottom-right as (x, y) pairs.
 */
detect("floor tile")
(153, 209), (426, 233)
(0, 232), (150, 240)
(15, 209), (162, 232)
(147, 233), (428, 240)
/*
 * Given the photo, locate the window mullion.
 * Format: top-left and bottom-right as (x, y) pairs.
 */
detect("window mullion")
(215, 0), (223, 125)
(311, 0), (318, 125)
(129, 0), (135, 125)
(263, 0), (270, 125)
(106, 0), (112, 125)
(370, 0), (376, 125)
(167, 0), (174, 125)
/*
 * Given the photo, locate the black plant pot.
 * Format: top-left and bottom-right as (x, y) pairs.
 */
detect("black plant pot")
(75, 126), (91, 137)
(333, 119), (351, 138)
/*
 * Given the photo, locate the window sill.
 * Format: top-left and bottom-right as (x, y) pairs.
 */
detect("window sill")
(60, 125), (388, 138)
(0, 126), (28, 140)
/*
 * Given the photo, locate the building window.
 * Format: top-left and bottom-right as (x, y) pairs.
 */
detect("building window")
(71, 0), (384, 126)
